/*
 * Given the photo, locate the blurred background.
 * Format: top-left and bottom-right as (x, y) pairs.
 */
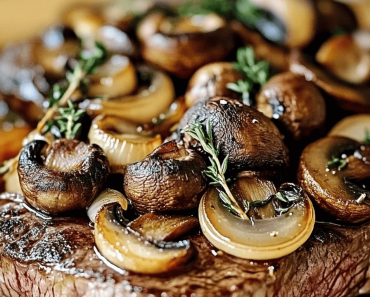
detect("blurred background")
(0, 0), (109, 47)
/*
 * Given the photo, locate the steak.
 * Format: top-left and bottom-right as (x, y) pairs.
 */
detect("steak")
(0, 192), (370, 297)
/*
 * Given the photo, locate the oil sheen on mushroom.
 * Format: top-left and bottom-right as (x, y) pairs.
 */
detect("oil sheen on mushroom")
(178, 97), (289, 173)
(18, 139), (109, 215)
(298, 136), (370, 223)
(124, 140), (207, 213)
(256, 72), (326, 141)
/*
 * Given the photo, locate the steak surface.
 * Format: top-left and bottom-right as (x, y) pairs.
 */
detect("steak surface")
(0, 192), (369, 297)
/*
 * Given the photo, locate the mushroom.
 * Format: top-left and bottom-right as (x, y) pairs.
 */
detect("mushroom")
(236, 0), (316, 48)
(86, 65), (175, 124)
(298, 136), (370, 223)
(88, 189), (195, 274)
(18, 139), (109, 215)
(178, 97), (289, 173)
(336, 0), (370, 29)
(87, 54), (137, 98)
(289, 50), (370, 113)
(199, 182), (315, 260)
(127, 213), (199, 242)
(315, 34), (370, 84)
(124, 140), (207, 213)
(88, 115), (162, 174)
(256, 72), (326, 141)
(31, 26), (80, 78)
(185, 62), (244, 108)
(328, 114), (370, 142)
(136, 12), (236, 78)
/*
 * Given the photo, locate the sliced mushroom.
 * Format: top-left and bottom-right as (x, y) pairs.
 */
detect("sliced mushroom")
(178, 97), (289, 173)
(185, 62), (244, 108)
(328, 114), (370, 142)
(31, 26), (80, 78)
(88, 115), (162, 173)
(290, 50), (370, 113)
(298, 136), (370, 223)
(18, 139), (109, 215)
(238, 0), (316, 48)
(127, 213), (199, 242)
(199, 183), (315, 260)
(89, 190), (195, 274)
(124, 140), (207, 213)
(336, 0), (370, 29)
(256, 72), (326, 141)
(316, 34), (370, 84)
(86, 65), (175, 124)
(136, 12), (236, 78)
(87, 55), (137, 98)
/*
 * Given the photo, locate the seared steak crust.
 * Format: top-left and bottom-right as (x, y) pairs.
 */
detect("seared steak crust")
(0, 192), (369, 297)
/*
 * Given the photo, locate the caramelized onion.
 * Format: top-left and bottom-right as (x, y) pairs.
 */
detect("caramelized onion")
(316, 34), (370, 84)
(87, 65), (175, 124)
(91, 190), (195, 274)
(199, 186), (315, 260)
(328, 114), (370, 143)
(88, 115), (161, 173)
(87, 55), (137, 97)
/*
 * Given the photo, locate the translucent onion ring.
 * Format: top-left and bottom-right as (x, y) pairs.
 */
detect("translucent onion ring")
(88, 115), (162, 173)
(199, 187), (315, 260)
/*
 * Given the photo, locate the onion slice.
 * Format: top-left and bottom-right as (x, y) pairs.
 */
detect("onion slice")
(87, 65), (175, 124)
(328, 114), (370, 143)
(88, 115), (162, 173)
(87, 188), (127, 222)
(87, 55), (137, 97)
(90, 189), (195, 274)
(199, 187), (315, 260)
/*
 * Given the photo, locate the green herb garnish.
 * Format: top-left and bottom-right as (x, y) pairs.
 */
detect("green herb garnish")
(234, 0), (262, 28)
(327, 156), (348, 171)
(186, 120), (249, 220)
(37, 42), (107, 134)
(364, 129), (370, 145)
(227, 46), (270, 106)
(178, 0), (234, 18)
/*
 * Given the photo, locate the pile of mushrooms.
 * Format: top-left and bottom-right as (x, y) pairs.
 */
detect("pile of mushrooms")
(2, 0), (370, 277)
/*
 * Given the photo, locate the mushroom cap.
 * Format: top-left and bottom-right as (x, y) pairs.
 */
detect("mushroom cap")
(124, 141), (207, 213)
(18, 139), (110, 215)
(298, 136), (370, 223)
(256, 72), (326, 141)
(178, 97), (289, 173)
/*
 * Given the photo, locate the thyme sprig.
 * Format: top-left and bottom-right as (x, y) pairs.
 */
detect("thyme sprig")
(36, 41), (107, 134)
(364, 129), (370, 145)
(227, 47), (270, 106)
(327, 156), (348, 171)
(44, 101), (86, 139)
(186, 120), (249, 220)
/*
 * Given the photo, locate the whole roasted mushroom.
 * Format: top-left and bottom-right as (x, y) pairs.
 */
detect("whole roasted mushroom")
(256, 72), (326, 141)
(124, 140), (207, 213)
(136, 12), (236, 78)
(18, 139), (109, 215)
(298, 136), (370, 223)
(178, 97), (289, 173)
(185, 62), (244, 108)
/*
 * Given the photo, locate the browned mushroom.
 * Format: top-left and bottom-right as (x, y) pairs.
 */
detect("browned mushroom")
(31, 26), (80, 78)
(178, 97), (289, 173)
(185, 62), (244, 108)
(336, 0), (370, 29)
(256, 72), (326, 141)
(328, 114), (370, 142)
(136, 12), (236, 78)
(290, 50), (370, 113)
(124, 140), (207, 213)
(18, 139), (109, 215)
(298, 136), (370, 223)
